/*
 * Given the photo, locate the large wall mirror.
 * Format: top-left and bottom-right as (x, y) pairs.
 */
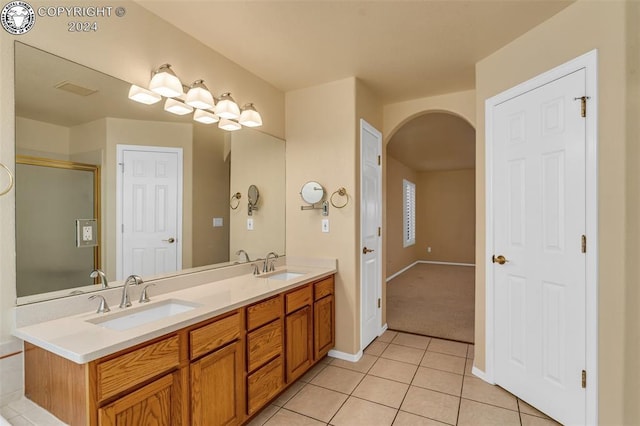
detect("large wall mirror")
(14, 42), (285, 304)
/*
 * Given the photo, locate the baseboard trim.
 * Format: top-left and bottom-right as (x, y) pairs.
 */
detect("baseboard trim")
(379, 323), (388, 335)
(386, 260), (476, 282)
(328, 349), (363, 363)
(472, 366), (494, 384)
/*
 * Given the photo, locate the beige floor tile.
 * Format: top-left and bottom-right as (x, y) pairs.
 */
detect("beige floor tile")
(265, 408), (326, 426)
(467, 345), (475, 359)
(311, 365), (365, 394)
(378, 330), (398, 343)
(461, 376), (518, 411)
(299, 361), (328, 383)
(520, 413), (562, 426)
(352, 375), (410, 408)
(365, 340), (390, 356)
(428, 338), (468, 358)
(412, 367), (463, 396)
(246, 404), (280, 426)
(400, 386), (460, 425)
(420, 351), (466, 374)
(518, 399), (552, 419)
(381, 343), (426, 365)
(331, 353), (378, 373)
(392, 332), (431, 350)
(393, 411), (448, 425)
(369, 357), (419, 384)
(457, 399), (520, 426)
(284, 384), (348, 423)
(272, 381), (305, 407)
(330, 396), (397, 426)
(318, 355), (333, 365)
(464, 358), (474, 376)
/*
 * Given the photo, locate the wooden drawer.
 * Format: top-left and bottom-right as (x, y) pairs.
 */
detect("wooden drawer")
(190, 311), (241, 360)
(314, 276), (334, 301)
(285, 285), (312, 314)
(247, 320), (282, 372)
(247, 296), (282, 331)
(96, 335), (180, 402)
(247, 356), (283, 415)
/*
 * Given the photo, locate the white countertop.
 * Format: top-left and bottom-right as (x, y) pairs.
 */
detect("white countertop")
(13, 262), (335, 364)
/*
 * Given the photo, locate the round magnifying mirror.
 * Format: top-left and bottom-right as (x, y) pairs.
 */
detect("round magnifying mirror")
(248, 184), (260, 206)
(300, 181), (325, 204)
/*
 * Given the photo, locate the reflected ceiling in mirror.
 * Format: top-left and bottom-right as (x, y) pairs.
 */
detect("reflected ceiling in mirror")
(14, 42), (285, 304)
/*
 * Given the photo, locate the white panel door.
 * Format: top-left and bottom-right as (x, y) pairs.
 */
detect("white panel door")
(492, 69), (586, 425)
(119, 146), (182, 280)
(360, 119), (382, 350)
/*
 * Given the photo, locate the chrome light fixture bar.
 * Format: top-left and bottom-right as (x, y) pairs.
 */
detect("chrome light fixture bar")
(149, 64), (183, 98)
(185, 80), (215, 109)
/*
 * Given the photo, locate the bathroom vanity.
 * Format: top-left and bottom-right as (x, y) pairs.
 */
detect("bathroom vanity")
(14, 266), (335, 426)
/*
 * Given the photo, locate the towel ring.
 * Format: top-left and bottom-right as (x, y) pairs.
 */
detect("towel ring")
(0, 162), (14, 197)
(330, 187), (349, 208)
(230, 192), (241, 210)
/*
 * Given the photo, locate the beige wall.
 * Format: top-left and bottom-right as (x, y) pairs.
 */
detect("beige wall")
(417, 169), (475, 264)
(0, 0), (284, 342)
(385, 155), (419, 275)
(475, 1), (630, 423)
(16, 117), (69, 158)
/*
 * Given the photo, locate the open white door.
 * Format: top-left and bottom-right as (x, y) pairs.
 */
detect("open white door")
(486, 51), (598, 425)
(117, 145), (183, 280)
(360, 119), (383, 350)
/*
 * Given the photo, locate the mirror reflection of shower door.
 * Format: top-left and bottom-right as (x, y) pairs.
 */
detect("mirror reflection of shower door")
(16, 156), (100, 297)
(118, 145), (182, 280)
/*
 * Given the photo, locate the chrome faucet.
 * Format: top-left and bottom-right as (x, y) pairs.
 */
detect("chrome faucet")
(263, 252), (279, 273)
(120, 275), (143, 308)
(90, 269), (109, 288)
(236, 249), (251, 263)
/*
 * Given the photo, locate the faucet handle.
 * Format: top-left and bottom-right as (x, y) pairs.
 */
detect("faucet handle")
(251, 263), (260, 275)
(89, 295), (110, 313)
(139, 284), (156, 304)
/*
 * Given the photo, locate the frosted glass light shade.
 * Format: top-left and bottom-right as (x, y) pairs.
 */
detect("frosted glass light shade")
(214, 92), (240, 119)
(193, 109), (219, 124)
(149, 64), (183, 98)
(164, 98), (193, 115)
(185, 80), (214, 109)
(218, 118), (242, 131)
(239, 103), (263, 127)
(128, 85), (162, 105)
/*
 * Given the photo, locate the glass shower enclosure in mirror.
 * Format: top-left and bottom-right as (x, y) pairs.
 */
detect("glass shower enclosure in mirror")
(14, 42), (285, 303)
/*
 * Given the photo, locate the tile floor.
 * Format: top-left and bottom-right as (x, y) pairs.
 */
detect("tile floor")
(248, 330), (562, 426)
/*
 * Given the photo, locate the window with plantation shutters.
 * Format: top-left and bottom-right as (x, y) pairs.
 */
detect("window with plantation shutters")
(403, 179), (415, 247)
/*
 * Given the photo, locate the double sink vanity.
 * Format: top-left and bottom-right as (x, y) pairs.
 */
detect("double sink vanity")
(13, 258), (336, 425)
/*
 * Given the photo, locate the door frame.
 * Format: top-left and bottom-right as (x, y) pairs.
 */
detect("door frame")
(360, 118), (383, 350)
(484, 50), (598, 424)
(116, 144), (184, 280)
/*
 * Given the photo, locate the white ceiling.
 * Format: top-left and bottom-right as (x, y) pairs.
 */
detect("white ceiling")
(136, 0), (573, 104)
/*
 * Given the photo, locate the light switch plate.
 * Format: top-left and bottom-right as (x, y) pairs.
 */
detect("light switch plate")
(213, 217), (223, 227)
(322, 218), (329, 233)
(76, 219), (98, 247)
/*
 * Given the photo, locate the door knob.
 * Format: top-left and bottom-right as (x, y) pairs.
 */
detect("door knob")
(163, 237), (175, 243)
(492, 255), (508, 265)
(363, 247), (375, 254)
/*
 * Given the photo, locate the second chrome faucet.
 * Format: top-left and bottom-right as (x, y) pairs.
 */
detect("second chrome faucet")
(120, 274), (143, 308)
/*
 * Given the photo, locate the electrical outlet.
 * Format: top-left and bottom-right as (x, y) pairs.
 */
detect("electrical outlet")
(247, 218), (254, 230)
(82, 226), (93, 241)
(427, 246), (432, 253)
(322, 218), (329, 233)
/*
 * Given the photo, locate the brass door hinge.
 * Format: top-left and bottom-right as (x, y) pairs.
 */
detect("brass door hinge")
(377, 298), (381, 308)
(582, 370), (587, 388)
(581, 235), (587, 253)
(574, 96), (590, 118)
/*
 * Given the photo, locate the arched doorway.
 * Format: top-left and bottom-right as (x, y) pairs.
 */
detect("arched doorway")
(385, 111), (476, 343)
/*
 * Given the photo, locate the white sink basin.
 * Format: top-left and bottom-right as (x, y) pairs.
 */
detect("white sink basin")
(87, 299), (200, 331)
(262, 271), (305, 281)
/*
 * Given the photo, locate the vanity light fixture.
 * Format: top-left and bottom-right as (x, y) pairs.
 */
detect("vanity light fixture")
(215, 92), (240, 119)
(239, 103), (263, 127)
(149, 64), (183, 98)
(193, 109), (219, 124)
(128, 84), (162, 105)
(185, 79), (215, 109)
(218, 118), (242, 131)
(164, 98), (193, 115)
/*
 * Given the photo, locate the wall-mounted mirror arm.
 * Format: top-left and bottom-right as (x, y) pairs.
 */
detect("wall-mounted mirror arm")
(299, 181), (328, 215)
(247, 184), (260, 216)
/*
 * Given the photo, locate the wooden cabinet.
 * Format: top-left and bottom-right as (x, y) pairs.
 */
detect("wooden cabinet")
(285, 305), (312, 382)
(313, 277), (335, 360)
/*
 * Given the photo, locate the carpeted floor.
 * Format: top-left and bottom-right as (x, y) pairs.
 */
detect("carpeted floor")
(386, 263), (475, 343)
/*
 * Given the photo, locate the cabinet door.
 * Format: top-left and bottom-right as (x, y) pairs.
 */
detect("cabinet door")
(285, 306), (312, 383)
(314, 296), (335, 360)
(98, 371), (180, 426)
(191, 341), (243, 426)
